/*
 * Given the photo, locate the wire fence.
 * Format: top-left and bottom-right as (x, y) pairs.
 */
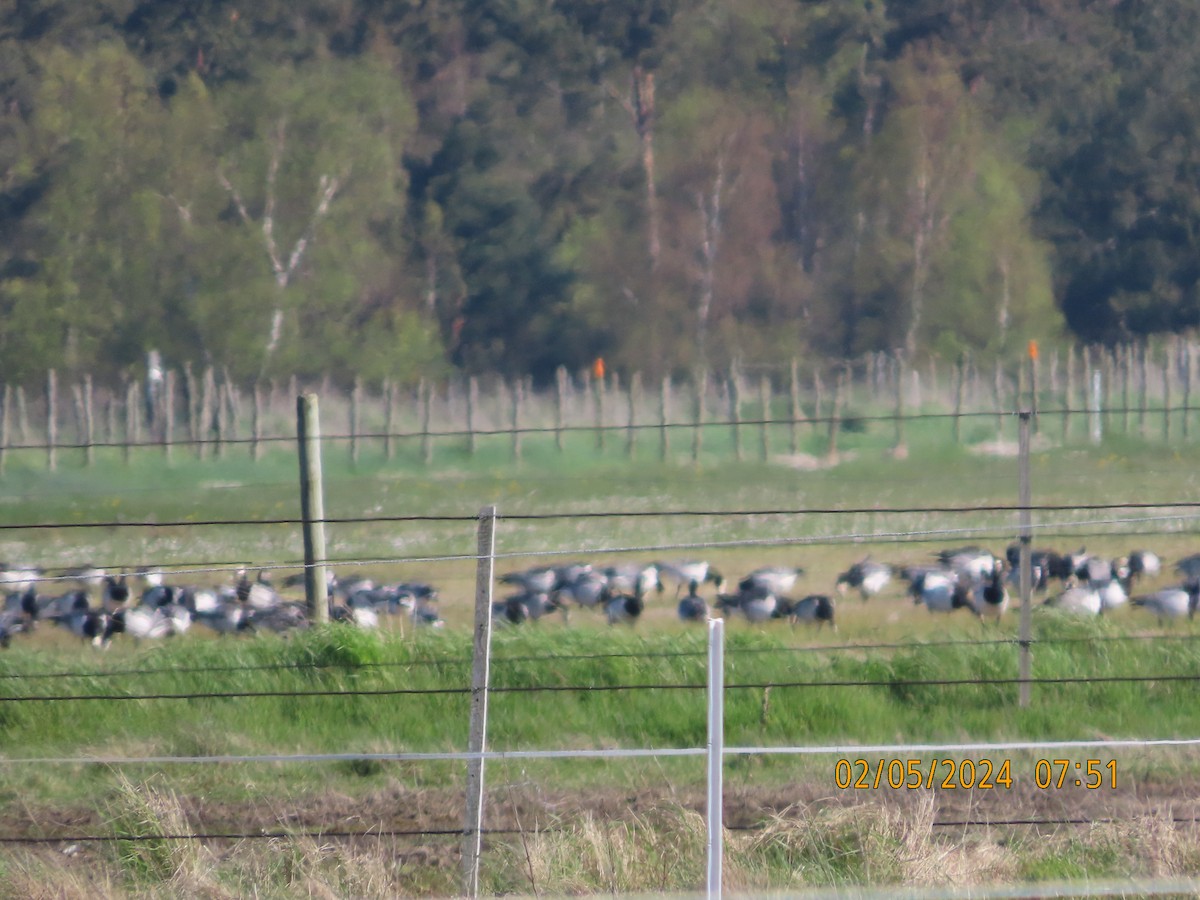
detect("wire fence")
(5, 397), (1200, 896)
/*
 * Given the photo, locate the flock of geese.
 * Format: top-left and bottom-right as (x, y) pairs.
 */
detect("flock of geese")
(494, 544), (1200, 630)
(0, 565), (442, 649)
(1, 542), (1196, 649)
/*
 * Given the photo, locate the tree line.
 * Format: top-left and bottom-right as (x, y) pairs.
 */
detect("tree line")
(0, 1), (1195, 387)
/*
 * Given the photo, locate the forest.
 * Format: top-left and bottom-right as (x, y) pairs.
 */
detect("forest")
(0, 0), (1195, 387)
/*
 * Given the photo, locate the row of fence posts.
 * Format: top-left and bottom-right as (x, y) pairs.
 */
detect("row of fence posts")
(3, 341), (1197, 472)
(292, 385), (1043, 898)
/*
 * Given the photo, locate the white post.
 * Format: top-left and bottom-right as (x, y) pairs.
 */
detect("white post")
(462, 505), (497, 897)
(1091, 369), (1103, 445)
(707, 617), (725, 899)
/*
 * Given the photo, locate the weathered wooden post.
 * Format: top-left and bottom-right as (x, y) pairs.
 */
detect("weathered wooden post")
(1018, 410), (1033, 708)
(659, 375), (671, 462)
(555, 366), (568, 454)
(384, 379), (396, 461)
(1063, 345), (1075, 441)
(692, 374), (704, 463)
(350, 377), (363, 467)
(593, 367), (606, 452)
(729, 371), (743, 463)
(892, 353), (906, 457)
(164, 370), (176, 464)
(0, 384), (9, 475)
(789, 358), (801, 455)
(624, 372), (643, 458)
(297, 394), (329, 625)
(124, 379), (138, 465)
(46, 369), (57, 471)
(953, 353), (966, 444)
(467, 376), (479, 457)
(250, 381), (263, 462)
(511, 379), (523, 462)
(421, 379), (434, 465)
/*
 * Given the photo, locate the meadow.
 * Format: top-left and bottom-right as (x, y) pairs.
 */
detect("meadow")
(2, 406), (1200, 897)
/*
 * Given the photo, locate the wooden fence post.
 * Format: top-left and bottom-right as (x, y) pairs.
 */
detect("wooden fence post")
(467, 376), (479, 457)
(124, 378), (138, 465)
(511, 379), (523, 462)
(83, 374), (95, 466)
(384, 379), (396, 461)
(251, 380), (262, 462)
(164, 370), (176, 463)
(593, 372), (606, 452)
(1138, 341), (1149, 437)
(0, 384), (9, 475)
(1184, 342), (1194, 440)
(422, 378), (434, 465)
(46, 369), (57, 471)
(297, 394), (329, 625)
(953, 353), (965, 444)
(893, 353), (906, 457)
(827, 368), (844, 462)
(626, 372), (640, 459)
(812, 370), (823, 436)
(660, 375), (671, 462)
(692, 375), (704, 463)
(555, 367), (567, 453)
(15, 386), (28, 447)
(1018, 410), (1033, 708)
(789, 358), (801, 455)
(350, 377), (362, 466)
(758, 375), (770, 462)
(199, 367), (215, 460)
(729, 371), (743, 463)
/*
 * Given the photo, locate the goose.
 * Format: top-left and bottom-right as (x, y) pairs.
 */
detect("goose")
(193, 598), (253, 635)
(235, 569), (280, 610)
(1044, 585), (1102, 616)
(604, 587), (644, 625)
(602, 563), (663, 596)
(493, 591), (564, 625)
(1131, 584), (1200, 624)
(658, 561), (723, 597)
(1127, 550), (1161, 585)
(101, 575), (131, 610)
(1176, 553), (1200, 583)
(498, 566), (557, 594)
(909, 569), (978, 616)
(332, 600), (379, 629)
(110, 605), (175, 641)
(835, 559), (893, 601)
(936, 547), (1000, 582)
(558, 570), (609, 610)
(715, 583), (779, 624)
(409, 596), (445, 629)
(976, 568), (1009, 621)
(677, 585), (709, 622)
(0, 564), (43, 593)
(245, 602), (308, 635)
(49, 593), (115, 648)
(738, 566), (806, 595)
(0, 607), (27, 648)
(787, 594), (836, 630)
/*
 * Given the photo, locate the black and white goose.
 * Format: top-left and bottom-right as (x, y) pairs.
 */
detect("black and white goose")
(604, 587), (644, 625)
(835, 559), (893, 601)
(936, 547), (1000, 582)
(1131, 583), (1200, 624)
(558, 570), (609, 610)
(49, 592), (115, 648)
(738, 566), (806, 596)
(715, 583), (779, 624)
(908, 568), (978, 616)
(975, 567), (1009, 621)
(1043, 584), (1102, 616)
(658, 561), (722, 597)
(677, 584), (709, 623)
(787, 594), (836, 630)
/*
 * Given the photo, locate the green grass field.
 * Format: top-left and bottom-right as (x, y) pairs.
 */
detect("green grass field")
(2, 409), (1200, 896)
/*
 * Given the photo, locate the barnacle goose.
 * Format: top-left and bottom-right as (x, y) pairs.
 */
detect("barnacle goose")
(788, 594), (836, 630)
(1131, 583), (1200, 624)
(677, 584), (709, 623)
(738, 566), (806, 595)
(835, 559), (893, 601)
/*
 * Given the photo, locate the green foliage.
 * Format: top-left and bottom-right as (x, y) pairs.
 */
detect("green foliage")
(2, 0), (1200, 383)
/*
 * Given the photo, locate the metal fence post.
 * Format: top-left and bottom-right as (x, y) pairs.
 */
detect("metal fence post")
(463, 505), (497, 897)
(707, 617), (725, 900)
